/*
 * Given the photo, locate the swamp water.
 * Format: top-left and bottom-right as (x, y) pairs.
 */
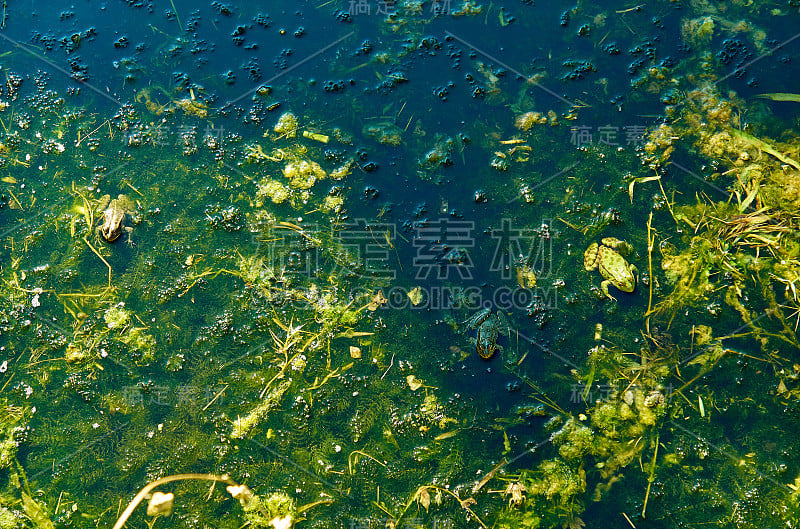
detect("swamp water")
(1, 1), (800, 528)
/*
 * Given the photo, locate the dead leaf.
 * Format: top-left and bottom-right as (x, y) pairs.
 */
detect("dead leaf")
(406, 375), (423, 391)
(564, 516), (586, 529)
(756, 92), (800, 103)
(407, 286), (423, 306)
(367, 290), (387, 311)
(335, 329), (375, 339)
(418, 487), (430, 511)
(270, 515), (293, 529)
(349, 345), (362, 359)
(459, 497), (476, 509)
(628, 175), (661, 203)
(434, 430), (459, 441)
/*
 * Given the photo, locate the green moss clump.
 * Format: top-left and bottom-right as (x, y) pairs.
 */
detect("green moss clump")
(617, 402), (634, 421)
(256, 179), (291, 205)
(329, 160), (353, 180)
(363, 122), (403, 146)
(681, 16), (714, 45)
(339, 309), (361, 327)
(515, 111), (547, 131)
(589, 403), (621, 436)
(764, 167), (800, 211)
(419, 394), (457, 430)
(452, 1), (483, 17)
(238, 491), (295, 529)
(282, 159), (325, 190)
(419, 136), (455, 169)
(657, 232), (718, 312)
(552, 418), (594, 461)
(20, 492), (54, 529)
(121, 327), (156, 365)
(495, 507), (540, 529)
(230, 379), (292, 439)
(0, 506), (19, 528)
(274, 113), (298, 137)
(64, 342), (90, 363)
(0, 435), (18, 469)
(104, 304), (130, 329)
(321, 195), (343, 213)
(527, 459), (586, 501)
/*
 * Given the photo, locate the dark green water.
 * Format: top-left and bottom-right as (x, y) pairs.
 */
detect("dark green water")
(1, 1), (800, 528)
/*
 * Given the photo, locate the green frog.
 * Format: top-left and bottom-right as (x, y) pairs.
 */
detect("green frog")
(583, 237), (637, 301)
(97, 194), (136, 244)
(462, 308), (509, 360)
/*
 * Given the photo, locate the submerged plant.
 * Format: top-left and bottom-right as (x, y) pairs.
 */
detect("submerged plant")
(111, 474), (300, 529)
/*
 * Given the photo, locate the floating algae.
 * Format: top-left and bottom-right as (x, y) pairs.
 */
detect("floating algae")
(230, 380), (292, 439)
(274, 112), (299, 138)
(256, 179), (292, 205)
(282, 158), (326, 190)
(363, 121), (403, 146)
(3, 2), (800, 529)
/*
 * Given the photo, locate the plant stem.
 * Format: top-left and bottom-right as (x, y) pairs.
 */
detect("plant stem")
(642, 432), (660, 518)
(112, 474), (237, 529)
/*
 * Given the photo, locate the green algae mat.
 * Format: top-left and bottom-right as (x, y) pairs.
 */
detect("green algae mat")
(1, 1), (800, 528)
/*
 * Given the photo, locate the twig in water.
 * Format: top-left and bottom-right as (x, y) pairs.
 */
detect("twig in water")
(380, 353), (395, 379)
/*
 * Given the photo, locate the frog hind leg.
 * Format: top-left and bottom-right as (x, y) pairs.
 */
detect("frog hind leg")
(96, 194), (111, 213)
(602, 237), (632, 255)
(583, 243), (600, 271)
(124, 226), (135, 247)
(600, 279), (617, 301)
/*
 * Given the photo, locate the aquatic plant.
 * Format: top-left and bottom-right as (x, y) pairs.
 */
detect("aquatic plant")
(491, 337), (670, 527)
(514, 111), (548, 131)
(274, 113), (299, 138)
(0, 403), (25, 470)
(363, 121), (403, 146)
(2, 2), (800, 528)
(681, 16), (715, 45)
(110, 474), (305, 529)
